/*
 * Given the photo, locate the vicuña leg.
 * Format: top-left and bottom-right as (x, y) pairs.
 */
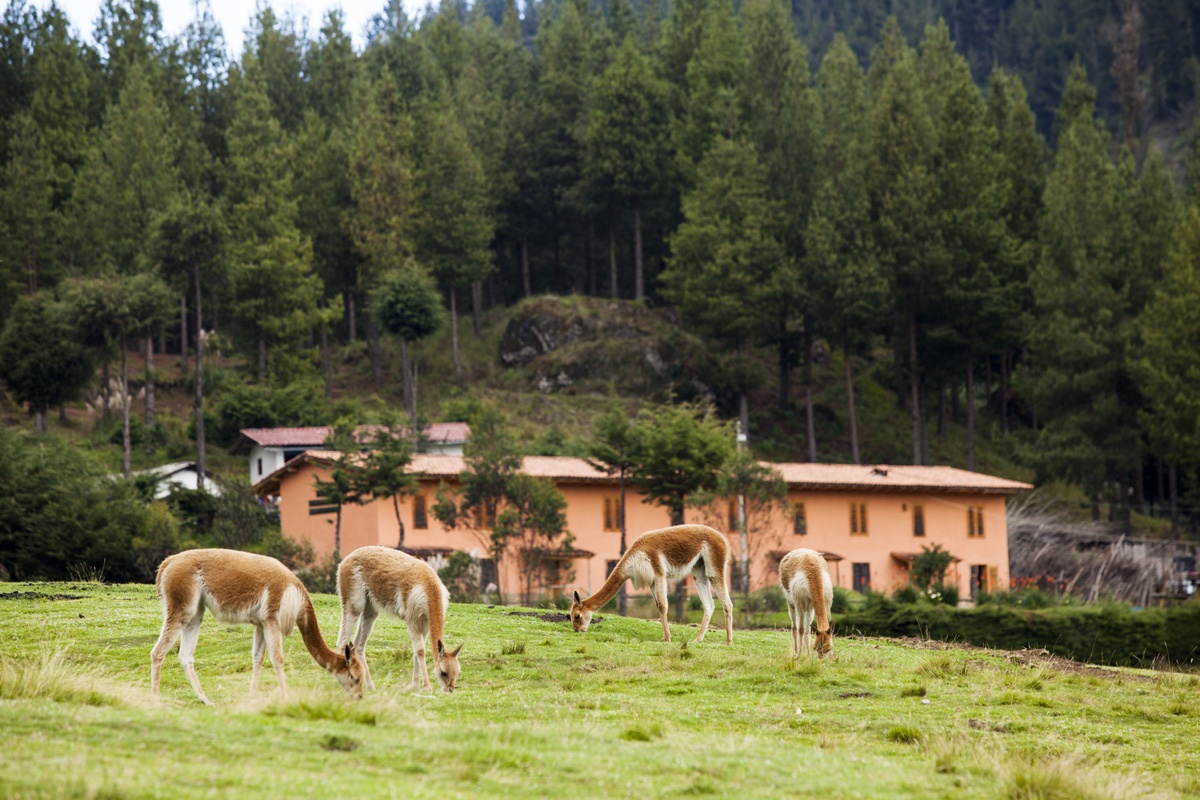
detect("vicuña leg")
(800, 608), (815, 656)
(652, 576), (671, 642)
(262, 624), (289, 698)
(715, 570), (734, 645)
(350, 608), (379, 691)
(150, 616), (184, 700)
(408, 624), (429, 691)
(178, 610), (210, 705)
(692, 572), (715, 644)
(249, 624), (267, 695)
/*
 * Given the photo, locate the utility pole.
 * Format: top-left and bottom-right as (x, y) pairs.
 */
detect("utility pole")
(736, 419), (748, 592)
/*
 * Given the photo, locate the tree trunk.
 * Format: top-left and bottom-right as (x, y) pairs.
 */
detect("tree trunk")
(671, 506), (685, 621)
(739, 391), (750, 441)
(1169, 465), (1179, 540)
(102, 360), (111, 423)
(909, 308), (920, 466)
(367, 316), (383, 393)
(633, 201), (645, 301)
(937, 383), (945, 436)
(521, 234), (532, 298)
(195, 262), (205, 492)
(347, 291), (356, 343)
(393, 496), (406, 550)
(920, 380), (930, 467)
(1135, 462), (1145, 514)
(257, 328), (267, 383)
(34, 405), (46, 434)
(845, 342), (860, 465)
(334, 507), (342, 559)
(411, 344), (419, 423)
(586, 220), (596, 296)
(144, 336), (155, 432)
(618, 472), (628, 616)
(400, 339), (413, 421)
(320, 321), (332, 400)
(180, 287), (189, 373)
(777, 318), (790, 410)
(450, 286), (463, 388)
(609, 223), (619, 299)
(967, 350), (976, 472)
(122, 345), (131, 479)
(1000, 351), (1009, 433)
(805, 323), (816, 462)
(984, 356), (992, 416)
(471, 280), (483, 337)
(58, 403), (67, 424)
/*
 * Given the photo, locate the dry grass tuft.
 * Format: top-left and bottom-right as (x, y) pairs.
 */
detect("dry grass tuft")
(0, 650), (136, 708)
(1005, 755), (1160, 800)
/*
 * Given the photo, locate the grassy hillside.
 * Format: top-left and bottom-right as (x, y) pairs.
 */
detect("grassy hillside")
(0, 583), (1195, 799)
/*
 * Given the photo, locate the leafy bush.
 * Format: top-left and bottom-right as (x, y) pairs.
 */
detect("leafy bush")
(837, 595), (1200, 667)
(0, 426), (166, 582)
(831, 586), (854, 614)
(893, 585), (921, 604)
(208, 381), (331, 446)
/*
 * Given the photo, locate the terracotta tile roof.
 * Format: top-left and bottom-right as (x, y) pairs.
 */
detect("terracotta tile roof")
(255, 451), (1030, 497)
(770, 463), (1031, 495)
(234, 422), (471, 452)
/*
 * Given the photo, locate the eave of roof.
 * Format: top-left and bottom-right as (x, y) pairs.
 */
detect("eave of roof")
(254, 453), (1032, 497)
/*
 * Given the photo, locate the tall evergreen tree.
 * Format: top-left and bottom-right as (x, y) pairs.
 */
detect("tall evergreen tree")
(0, 113), (56, 304)
(585, 36), (670, 301)
(224, 55), (325, 382)
(662, 135), (786, 434)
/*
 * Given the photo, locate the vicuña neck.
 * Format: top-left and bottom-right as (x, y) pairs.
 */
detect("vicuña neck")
(813, 577), (830, 634)
(584, 556), (632, 610)
(296, 595), (341, 673)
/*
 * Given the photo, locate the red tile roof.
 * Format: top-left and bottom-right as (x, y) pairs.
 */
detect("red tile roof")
(770, 463), (1031, 495)
(255, 451), (1030, 497)
(235, 422), (471, 451)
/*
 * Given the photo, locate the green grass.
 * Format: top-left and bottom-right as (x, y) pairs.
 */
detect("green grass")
(0, 582), (1195, 799)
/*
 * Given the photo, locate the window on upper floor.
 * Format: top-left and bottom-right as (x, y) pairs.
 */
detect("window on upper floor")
(913, 504), (925, 537)
(603, 497), (622, 532)
(850, 501), (868, 535)
(967, 506), (985, 538)
(413, 494), (428, 529)
(793, 502), (807, 535)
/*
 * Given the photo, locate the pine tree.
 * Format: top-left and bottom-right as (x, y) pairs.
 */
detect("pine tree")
(1029, 66), (1154, 518)
(413, 101), (492, 388)
(28, 5), (90, 210)
(0, 292), (91, 434)
(866, 37), (942, 465)
(807, 34), (884, 464)
(0, 113), (56, 303)
(661, 135), (786, 434)
(585, 36), (670, 301)
(224, 55), (324, 382)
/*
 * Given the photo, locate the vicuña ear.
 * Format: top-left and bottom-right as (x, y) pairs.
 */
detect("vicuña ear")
(451, 642), (464, 658)
(573, 590), (582, 605)
(343, 643), (354, 664)
(437, 639), (446, 659)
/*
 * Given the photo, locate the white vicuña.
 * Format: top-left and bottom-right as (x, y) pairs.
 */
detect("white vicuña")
(337, 546), (462, 692)
(570, 524), (734, 644)
(778, 548), (833, 658)
(150, 548), (365, 705)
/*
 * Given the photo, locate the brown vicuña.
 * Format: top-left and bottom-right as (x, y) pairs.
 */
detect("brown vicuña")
(778, 548), (833, 658)
(570, 524), (734, 644)
(150, 549), (365, 705)
(337, 546), (462, 692)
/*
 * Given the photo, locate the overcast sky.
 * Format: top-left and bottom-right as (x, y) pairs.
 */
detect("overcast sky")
(48, 0), (432, 55)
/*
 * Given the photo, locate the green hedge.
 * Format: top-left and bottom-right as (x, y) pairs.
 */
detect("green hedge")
(836, 596), (1200, 668)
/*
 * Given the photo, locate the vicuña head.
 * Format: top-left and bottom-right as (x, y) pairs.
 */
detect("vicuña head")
(335, 643), (368, 699)
(570, 591), (593, 633)
(435, 640), (463, 692)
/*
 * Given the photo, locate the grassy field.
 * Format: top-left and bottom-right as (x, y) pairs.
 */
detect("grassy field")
(0, 583), (1196, 800)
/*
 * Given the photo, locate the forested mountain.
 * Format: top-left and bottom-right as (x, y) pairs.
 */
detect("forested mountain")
(1, 0), (1199, 540)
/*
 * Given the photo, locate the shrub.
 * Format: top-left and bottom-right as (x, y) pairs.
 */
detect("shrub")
(893, 585), (921, 604)
(831, 586), (853, 614)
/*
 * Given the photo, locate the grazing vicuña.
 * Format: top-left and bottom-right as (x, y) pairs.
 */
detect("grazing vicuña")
(337, 546), (462, 692)
(570, 524), (734, 644)
(779, 548), (833, 658)
(150, 548), (365, 705)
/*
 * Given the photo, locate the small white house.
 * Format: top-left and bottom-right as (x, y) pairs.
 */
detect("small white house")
(132, 462), (221, 499)
(232, 423), (471, 483)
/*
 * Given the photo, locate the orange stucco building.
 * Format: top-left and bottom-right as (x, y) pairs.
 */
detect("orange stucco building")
(255, 453), (1030, 603)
